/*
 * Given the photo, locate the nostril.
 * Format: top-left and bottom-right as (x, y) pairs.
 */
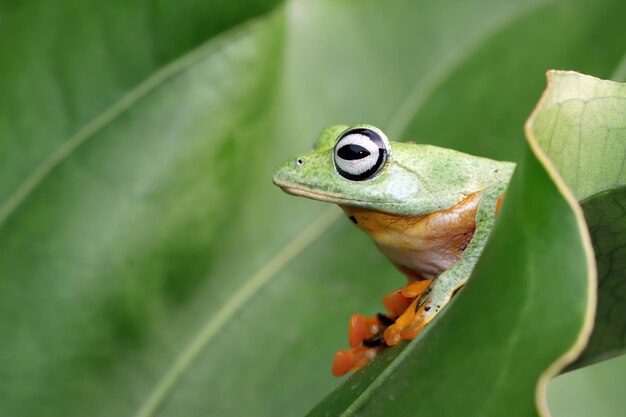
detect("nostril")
(296, 158), (305, 166)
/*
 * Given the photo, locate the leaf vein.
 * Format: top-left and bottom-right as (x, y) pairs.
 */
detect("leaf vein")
(0, 14), (268, 230)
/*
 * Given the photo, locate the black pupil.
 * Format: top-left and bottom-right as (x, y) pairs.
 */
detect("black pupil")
(337, 144), (371, 160)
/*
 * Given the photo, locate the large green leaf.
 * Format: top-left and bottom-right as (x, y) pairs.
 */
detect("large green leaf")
(526, 71), (626, 368)
(0, 1), (625, 417)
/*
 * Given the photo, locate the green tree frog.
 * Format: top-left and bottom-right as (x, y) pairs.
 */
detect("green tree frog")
(272, 125), (514, 376)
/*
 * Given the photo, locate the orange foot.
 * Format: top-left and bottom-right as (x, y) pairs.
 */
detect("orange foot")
(383, 297), (430, 346)
(331, 279), (432, 376)
(332, 344), (386, 376)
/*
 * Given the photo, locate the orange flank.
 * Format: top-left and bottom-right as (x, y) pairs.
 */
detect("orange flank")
(340, 191), (480, 280)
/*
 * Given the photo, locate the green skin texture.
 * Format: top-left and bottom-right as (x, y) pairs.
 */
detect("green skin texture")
(273, 124), (515, 325)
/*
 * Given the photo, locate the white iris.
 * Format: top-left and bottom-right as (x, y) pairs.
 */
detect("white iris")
(334, 133), (380, 176)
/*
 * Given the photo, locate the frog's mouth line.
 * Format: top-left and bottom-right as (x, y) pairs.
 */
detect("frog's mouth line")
(272, 176), (417, 213)
(273, 176), (371, 205)
(278, 184), (359, 205)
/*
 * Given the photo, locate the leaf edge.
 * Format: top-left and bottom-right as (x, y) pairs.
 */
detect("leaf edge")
(524, 69), (598, 417)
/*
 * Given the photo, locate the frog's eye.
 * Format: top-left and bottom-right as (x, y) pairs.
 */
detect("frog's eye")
(334, 127), (390, 181)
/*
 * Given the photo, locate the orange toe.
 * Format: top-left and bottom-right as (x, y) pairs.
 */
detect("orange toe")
(383, 290), (412, 317)
(400, 318), (426, 339)
(332, 346), (382, 376)
(400, 279), (432, 298)
(383, 325), (402, 346)
(383, 297), (421, 346)
(348, 313), (382, 348)
(332, 349), (355, 376)
(352, 346), (382, 371)
(394, 297), (420, 329)
(400, 304), (429, 340)
(348, 313), (368, 348)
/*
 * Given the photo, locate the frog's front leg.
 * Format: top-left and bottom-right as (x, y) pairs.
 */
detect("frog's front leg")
(331, 279), (432, 376)
(345, 279), (432, 347)
(383, 184), (506, 345)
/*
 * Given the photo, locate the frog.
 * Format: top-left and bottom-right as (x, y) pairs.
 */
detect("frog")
(272, 124), (514, 376)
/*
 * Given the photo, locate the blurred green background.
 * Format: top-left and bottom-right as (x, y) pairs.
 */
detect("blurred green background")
(0, 0), (624, 416)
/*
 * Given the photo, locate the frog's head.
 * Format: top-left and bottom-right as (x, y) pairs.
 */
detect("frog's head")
(272, 124), (512, 216)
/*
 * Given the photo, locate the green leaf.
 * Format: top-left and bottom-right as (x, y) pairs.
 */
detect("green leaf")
(578, 189), (626, 366)
(0, 1), (625, 417)
(526, 71), (626, 368)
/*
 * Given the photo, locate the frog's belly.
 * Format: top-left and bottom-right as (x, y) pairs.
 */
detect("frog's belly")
(340, 192), (480, 280)
(374, 235), (469, 279)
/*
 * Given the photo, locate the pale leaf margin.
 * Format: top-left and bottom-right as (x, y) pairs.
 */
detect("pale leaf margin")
(524, 70), (598, 417)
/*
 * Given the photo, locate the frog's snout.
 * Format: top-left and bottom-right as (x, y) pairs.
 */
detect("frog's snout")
(273, 156), (305, 184)
(272, 156), (310, 198)
(271, 173), (298, 196)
